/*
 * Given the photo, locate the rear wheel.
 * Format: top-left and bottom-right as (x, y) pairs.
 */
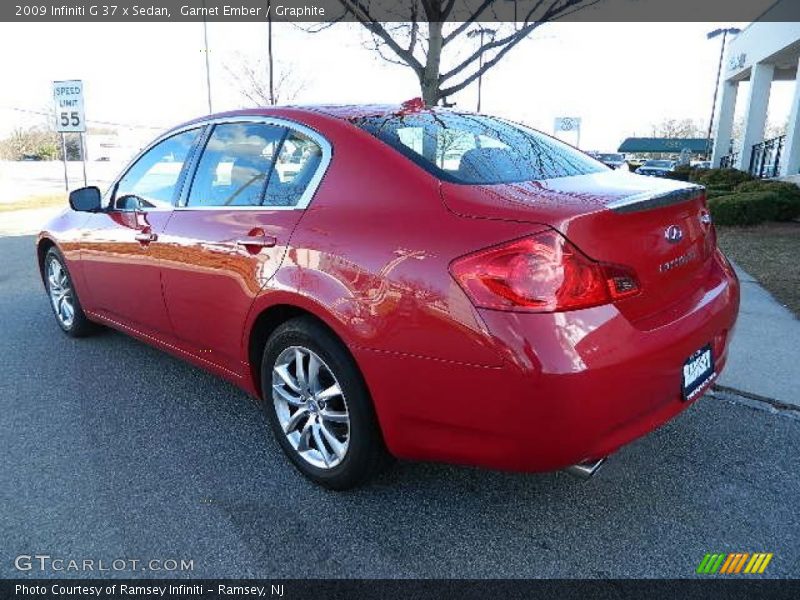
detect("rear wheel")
(261, 317), (390, 489)
(44, 247), (96, 337)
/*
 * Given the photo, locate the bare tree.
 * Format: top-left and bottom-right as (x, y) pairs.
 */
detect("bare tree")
(651, 118), (706, 139)
(310, 0), (599, 107)
(0, 127), (80, 161)
(224, 54), (307, 107)
(729, 117), (787, 151)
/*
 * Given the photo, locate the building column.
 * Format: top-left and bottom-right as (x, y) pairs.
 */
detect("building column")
(737, 62), (775, 171)
(711, 80), (738, 167)
(780, 56), (800, 177)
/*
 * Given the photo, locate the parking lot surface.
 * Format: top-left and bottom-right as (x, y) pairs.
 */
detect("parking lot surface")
(0, 234), (798, 578)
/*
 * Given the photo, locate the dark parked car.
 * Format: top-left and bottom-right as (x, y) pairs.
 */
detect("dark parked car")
(36, 104), (739, 489)
(636, 159), (677, 177)
(595, 153), (628, 170)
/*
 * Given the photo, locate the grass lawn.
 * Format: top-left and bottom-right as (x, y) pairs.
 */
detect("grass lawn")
(0, 194), (67, 213)
(717, 222), (800, 317)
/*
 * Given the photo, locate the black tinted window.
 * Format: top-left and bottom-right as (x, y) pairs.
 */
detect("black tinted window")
(353, 112), (605, 184)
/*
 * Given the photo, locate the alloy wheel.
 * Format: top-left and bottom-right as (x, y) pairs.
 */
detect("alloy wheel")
(47, 257), (75, 329)
(272, 346), (350, 469)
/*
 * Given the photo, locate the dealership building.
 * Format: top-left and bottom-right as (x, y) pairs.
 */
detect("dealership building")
(711, 1), (800, 179)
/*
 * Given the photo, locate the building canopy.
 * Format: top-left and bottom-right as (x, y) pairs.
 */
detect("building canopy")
(618, 138), (712, 154)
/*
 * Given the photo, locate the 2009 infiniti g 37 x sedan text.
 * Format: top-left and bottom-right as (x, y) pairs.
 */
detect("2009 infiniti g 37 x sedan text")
(37, 103), (739, 489)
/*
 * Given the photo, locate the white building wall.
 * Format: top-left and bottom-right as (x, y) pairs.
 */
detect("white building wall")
(711, 3), (800, 176)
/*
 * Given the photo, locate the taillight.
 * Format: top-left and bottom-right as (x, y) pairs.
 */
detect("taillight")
(450, 230), (639, 313)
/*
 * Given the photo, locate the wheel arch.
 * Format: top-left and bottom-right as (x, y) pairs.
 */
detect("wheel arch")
(245, 297), (360, 400)
(36, 237), (58, 285)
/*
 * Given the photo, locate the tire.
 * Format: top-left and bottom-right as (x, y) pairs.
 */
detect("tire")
(261, 316), (390, 489)
(43, 247), (97, 338)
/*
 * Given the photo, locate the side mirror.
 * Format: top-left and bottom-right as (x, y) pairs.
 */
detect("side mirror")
(68, 186), (102, 212)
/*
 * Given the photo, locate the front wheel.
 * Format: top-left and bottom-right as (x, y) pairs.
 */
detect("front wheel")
(43, 247), (97, 337)
(261, 317), (390, 489)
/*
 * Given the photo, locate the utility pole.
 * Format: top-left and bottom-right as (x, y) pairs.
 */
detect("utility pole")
(201, 0), (213, 113)
(467, 27), (496, 113)
(267, 0), (275, 105)
(706, 27), (741, 158)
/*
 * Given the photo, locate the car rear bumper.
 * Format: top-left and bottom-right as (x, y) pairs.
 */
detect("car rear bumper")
(358, 252), (740, 472)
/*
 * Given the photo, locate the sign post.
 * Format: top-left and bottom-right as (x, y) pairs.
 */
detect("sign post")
(52, 80), (87, 190)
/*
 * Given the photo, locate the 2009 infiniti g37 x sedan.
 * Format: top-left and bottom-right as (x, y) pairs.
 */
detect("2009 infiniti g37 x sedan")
(37, 103), (739, 489)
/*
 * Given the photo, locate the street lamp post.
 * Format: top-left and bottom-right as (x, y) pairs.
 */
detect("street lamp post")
(706, 27), (741, 159)
(467, 27), (496, 113)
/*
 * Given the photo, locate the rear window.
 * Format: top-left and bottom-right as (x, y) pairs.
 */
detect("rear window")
(352, 112), (606, 184)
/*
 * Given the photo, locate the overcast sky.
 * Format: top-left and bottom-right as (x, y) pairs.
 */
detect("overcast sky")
(0, 20), (793, 152)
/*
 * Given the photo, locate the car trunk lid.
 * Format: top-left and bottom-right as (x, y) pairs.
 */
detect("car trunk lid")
(441, 171), (715, 322)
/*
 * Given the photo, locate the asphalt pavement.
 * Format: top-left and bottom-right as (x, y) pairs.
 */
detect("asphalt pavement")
(0, 234), (798, 578)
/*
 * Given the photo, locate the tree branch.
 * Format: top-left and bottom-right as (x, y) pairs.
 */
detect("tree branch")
(439, 21), (547, 98)
(442, 0), (495, 45)
(339, 0), (425, 76)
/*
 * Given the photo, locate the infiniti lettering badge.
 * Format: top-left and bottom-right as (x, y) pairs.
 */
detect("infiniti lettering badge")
(660, 249), (697, 273)
(665, 225), (683, 243)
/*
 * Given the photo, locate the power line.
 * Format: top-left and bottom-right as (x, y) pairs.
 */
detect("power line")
(1, 106), (169, 131)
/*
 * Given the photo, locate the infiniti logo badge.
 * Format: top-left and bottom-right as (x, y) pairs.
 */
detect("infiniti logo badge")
(665, 225), (684, 243)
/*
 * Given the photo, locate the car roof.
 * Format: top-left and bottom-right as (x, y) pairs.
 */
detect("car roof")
(173, 101), (459, 130)
(303, 103), (421, 119)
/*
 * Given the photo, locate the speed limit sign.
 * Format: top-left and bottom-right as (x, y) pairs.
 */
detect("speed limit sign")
(52, 80), (86, 133)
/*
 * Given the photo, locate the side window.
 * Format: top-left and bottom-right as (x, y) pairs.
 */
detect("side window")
(187, 123), (285, 207)
(114, 128), (200, 210)
(264, 131), (324, 207)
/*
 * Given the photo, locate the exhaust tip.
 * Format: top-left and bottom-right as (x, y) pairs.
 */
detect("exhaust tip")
(565, 458), (607, 480)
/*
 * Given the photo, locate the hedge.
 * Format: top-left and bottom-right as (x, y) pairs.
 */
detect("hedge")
(732, 180), (800, 221)
(708, 191), (780, 226)
(706, 183), (735, 193)
(706, 189), (732, 200)
(690, 168), (754, 187)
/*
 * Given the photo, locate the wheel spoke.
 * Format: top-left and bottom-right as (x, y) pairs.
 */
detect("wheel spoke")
(319, 422), (347, 459)
(273, 384), (304, 407)
(317, 382), (342, 401)
(311, 421), (331, 466)
(274, 364), (301, 393)
(284, 406), (308, 434)
(307, 352), (321, 394)
(319, 408), (348, 423)
(61, 297), (73, 320)
(296, 417), (314, 452)
(294, 348), (307, 390)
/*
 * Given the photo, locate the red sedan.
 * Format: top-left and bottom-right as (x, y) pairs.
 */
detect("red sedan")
(37, 104), (739, 489)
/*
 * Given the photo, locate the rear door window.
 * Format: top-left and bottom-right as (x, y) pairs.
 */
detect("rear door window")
(187, 122), (286, 207)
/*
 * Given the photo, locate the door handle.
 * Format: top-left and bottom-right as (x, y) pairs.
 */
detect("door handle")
(135, 231), (158, 243)
(236, 235), (277, 249)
